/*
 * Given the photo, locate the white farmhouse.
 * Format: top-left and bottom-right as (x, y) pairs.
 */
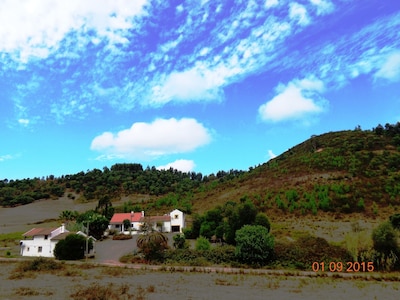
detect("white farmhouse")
(20, 224), (96, 258)
(20, 224), (68, 257)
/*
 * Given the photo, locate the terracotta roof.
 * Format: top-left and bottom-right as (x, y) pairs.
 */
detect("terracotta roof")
(23, 228), (57, 236)
(110, 212), (142, 224)
(140, 215), (171, 223)
(51, 232), (71, 240)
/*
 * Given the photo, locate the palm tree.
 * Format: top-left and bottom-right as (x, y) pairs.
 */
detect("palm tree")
(137, 231), (168, 261)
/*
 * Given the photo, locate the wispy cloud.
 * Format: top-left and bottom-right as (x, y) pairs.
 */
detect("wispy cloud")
(275, 11), (400, 88)
(374, 50), (400, 82)
(157, 159), (196, 173)
(3, 0), (337, 123)
(90, 118), (212, 160)
(258, 76), (327, 122)
(2, 1), (398, 125)
(0, 154), (17, 162)
(289, 2), (310, 26)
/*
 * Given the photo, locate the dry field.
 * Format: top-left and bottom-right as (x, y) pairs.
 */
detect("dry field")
(0, 259), (399, 300)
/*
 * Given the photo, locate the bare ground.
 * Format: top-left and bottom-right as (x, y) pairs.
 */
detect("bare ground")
(0, 259), (399, 300)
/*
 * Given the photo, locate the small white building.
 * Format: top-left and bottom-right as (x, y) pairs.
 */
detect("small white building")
(20, 224), (68, 257)
(20, 224), (96, 258)
(109, 209), (186, 234)
(169, 209), (186, 233)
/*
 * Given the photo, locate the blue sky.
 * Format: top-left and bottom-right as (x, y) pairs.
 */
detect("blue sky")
(1, 0), (400, 180)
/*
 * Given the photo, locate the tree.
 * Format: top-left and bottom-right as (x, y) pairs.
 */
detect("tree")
(173, 233), (187, 249)
(254, 212), (271, 232)
(59, 210), (78, 226)
(95, 195), (114, 220)
(123, 219), (131, 231)
(195, 236), (211, 251)
(372, 222), (398, 255)
(77, 211), (109, 240)
(54, 234), (91, 260)
(235, 225), (274, 267)
(137, 231), (169, 261)
(372, 222), (399, 270)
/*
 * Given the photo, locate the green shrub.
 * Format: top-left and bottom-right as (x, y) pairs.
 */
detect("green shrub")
(54, 234), (89, 260)
(274, 234), (352, 269)
(254, 213), (271, 232)
(195, 236), (211, 251)
(173, 233), (188, 249)
(235, 225), (274, 267)
(204, 245), (236, 264)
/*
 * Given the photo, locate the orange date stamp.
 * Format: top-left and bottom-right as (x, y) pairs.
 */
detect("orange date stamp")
(312, 261), (374, 272)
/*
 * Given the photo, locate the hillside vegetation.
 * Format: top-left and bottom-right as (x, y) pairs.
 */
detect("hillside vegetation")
(1, 123), (400, 218)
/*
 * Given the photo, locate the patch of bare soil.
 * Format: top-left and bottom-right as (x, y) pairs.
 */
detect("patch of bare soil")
(0, 197), (97, 234)
(0, 260), (399, 300)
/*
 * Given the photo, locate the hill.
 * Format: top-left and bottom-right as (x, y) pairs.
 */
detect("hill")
(1, 123), (400, 221)
(191, 126), (400, 217)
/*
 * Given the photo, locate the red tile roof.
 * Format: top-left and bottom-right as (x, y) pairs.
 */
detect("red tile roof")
(23, 228), (57, 236)
(110, 212), (142, 224)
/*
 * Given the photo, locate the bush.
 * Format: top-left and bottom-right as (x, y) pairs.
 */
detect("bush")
(113, 234), (133, 240)
(70, 283), (133, 300)
(173, 233), (187, 249)
(274, 234), (352, 269)
(15, 257), (64, 272)
(254, 212), (271, 232)
(204, 245), (236, 264)
(54, 234), (88, 260)
(372, 222), (398, 256)
(195, 236), (211, 251)
(235, 225), (274, 267)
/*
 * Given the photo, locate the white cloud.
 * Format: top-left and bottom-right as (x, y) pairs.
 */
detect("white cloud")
(267, 150), (277, 160)
(375, 51), (400, 81)
(0, 0), (148, 63)
(265, 0), (279, 9)
(309, 0), (334, 15)
(151, 68), (224, 105)
(157, 159), (196, 172)
(258, 76), (327, 122)
(90, 118), (212, 159)
(0, 154), (14, 162)
(18, 119), (30, 126)
(289, 2), (310, 26)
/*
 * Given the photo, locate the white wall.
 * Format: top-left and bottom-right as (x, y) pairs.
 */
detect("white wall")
(20, 236), (54, 257)
(170, 209), (185, 233)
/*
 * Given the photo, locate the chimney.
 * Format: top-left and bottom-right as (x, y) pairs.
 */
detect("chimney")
(141, 210), (145, 217)
(61, 223), (65, 233)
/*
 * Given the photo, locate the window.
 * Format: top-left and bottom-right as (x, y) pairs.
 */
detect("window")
(27, 247), (30, 252)
(44, 235), (48, 240)
(38, 246), (42, 253)
(174, 214), (179, 219)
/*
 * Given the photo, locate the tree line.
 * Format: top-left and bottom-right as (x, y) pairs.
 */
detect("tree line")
(0, 163), (244, 207)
